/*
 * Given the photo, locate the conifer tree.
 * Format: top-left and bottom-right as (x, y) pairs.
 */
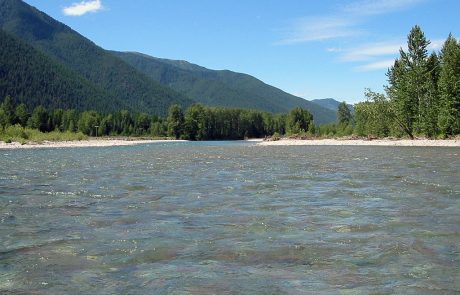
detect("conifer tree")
(438, 34), (460, 136)
(167, 105), (185, 139)
(387, 25), (431, 138)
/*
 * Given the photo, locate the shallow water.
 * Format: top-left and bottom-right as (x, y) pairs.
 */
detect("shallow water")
(1, 142), (459, 294)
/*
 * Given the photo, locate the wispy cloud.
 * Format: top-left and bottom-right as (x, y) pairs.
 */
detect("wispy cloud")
(355, 59), (396, 71)
(340, 41), (403, 62)
(276, 17), (361, 45)
(277, 0), (424, 44)
(63, 0), (103, 16)
(343, 0), (425, 16)
(429, 39), (445, 50)
(344, 38), (446, 72)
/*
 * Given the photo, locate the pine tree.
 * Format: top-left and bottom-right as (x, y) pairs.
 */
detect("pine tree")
(15, 103), (29, 127)
(438, 34), (460, 136)
(167, 105), (184, 139)
(337, 102), (353, 125)
(421, 52), (441, 137)
(1, 96), (16, 126)
(386, 26), (431, 138)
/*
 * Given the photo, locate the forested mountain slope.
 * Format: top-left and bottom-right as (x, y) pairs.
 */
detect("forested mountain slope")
(113, 51), (337, 124)
(0, 0), (193, 115)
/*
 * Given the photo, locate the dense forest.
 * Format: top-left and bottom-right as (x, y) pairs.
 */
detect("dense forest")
(112, 51), (336, 124)
(0, 95), (315, 141)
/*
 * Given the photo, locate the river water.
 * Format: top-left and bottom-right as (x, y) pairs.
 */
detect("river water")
(0, 142), (459, 294)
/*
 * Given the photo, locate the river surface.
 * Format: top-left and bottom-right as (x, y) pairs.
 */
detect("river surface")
(0, 142), (459, 294)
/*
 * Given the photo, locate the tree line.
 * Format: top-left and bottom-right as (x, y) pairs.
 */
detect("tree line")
(353, 26), (460, 139)
(0, 95), (316, 140)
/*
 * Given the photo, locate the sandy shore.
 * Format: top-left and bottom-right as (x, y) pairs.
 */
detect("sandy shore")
(0, 139), (186, 149)
(257, 138), (460, 147)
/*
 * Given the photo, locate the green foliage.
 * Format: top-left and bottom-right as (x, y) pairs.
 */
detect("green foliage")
(0, 124), (87, 143)
(355, 26), (460, 139)
(271, 132), (281, 141)
(0, 2), (193, 116)
(113, 51), (337, 124)
(0, 95), (15, 125)
(337, 101), (353, 125)
(354, 90), (393, 137)
(15, 103), (29, 127)
(167, 105), (185, 139)
(0, 30), (117, 112)
(28, 106), (49, 132)
(286, 107), (313, 135)
(438, 35), (460, 136)
(78, 111), (100, 136)
(1, 96), (322, 141)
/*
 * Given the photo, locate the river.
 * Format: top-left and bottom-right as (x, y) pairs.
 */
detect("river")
(1, 142), (459, 294)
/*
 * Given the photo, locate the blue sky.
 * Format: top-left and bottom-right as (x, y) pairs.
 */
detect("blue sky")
(25, 0), (460, 104)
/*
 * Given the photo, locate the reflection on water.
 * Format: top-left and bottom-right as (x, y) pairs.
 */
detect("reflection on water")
(1, 142), (459, 294)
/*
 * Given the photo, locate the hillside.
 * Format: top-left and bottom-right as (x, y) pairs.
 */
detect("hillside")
(0, 29), (126, 111)
(0, 0), (193, 115)
(113, 52), (337, 124)
(0, 0), (337, 123)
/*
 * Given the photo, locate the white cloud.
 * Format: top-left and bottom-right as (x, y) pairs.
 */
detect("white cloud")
(340, 41), (403, 62)
(343, 0), (425, 16)
(277, 17), (361, 44)
(63, 0), (103, 16)
(429, 39), (446, 50)
(326, 47), (343, 53)
(355, 59), (396, 71)
(340, 38), (447, 63)
(276, 0), (424, 45)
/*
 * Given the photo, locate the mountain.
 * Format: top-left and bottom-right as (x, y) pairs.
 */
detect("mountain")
(0, 0), (336, 123)
(112, 52), (337, 124)
(0, 29), (123, 111)
(0, 0), (193, 115)
(311, 98), (354, 113)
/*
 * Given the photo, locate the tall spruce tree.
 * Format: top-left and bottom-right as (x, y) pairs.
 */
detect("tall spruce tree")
(167, 105), (185, 139)
(387, 26), (431, 138)
(337, 102), (353, 125)
(422, 52), (441, 137)
(438, 34), (460, 136)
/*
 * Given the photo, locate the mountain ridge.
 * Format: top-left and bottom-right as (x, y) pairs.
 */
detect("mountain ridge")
(0, 0), (193, 115)
(113, 51), (337, 124)
(1, 0), (337, 123)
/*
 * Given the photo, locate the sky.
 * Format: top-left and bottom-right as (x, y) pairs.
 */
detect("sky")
(25, 0), (460, 104)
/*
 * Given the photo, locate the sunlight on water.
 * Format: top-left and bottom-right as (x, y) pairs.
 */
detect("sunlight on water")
(1, 142), (459, 294)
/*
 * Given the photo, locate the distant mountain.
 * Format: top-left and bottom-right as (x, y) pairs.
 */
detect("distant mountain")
(0, 29), (123, 111)
(0, 0), (337, 123)
(311, 98), (354, 114)
(0, 0), (193, 115)
(113, 52), (337, 124)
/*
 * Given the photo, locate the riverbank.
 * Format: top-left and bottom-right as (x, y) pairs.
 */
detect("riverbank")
(0, 138), (186, 149)
(257, 138), (460, 147)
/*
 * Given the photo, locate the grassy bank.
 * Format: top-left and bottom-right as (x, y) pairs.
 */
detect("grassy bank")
(0, 125), (87, 144)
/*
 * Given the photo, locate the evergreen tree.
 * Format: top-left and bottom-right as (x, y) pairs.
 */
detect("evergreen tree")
(15, 103), (29, 127)
(28, 106), (49, 132)
(421, 52), (441, 137)
(78, 111), (100, 136)
(167, 105), (184, 139)
(438, 34), (460, 136)
(184, 104), (207, 140)
(1, 96), (16, 126)
(387, 26), (431, 138)
(286, 107), (313, 134)
(337, 102), (353, 125)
